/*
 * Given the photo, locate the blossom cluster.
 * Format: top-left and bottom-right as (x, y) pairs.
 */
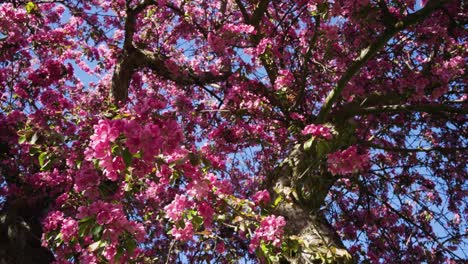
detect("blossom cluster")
(84, 118), (182, 183)
(252, 190), (271, 206)
(164, 194), (193, 222)
(302, 124), (333, 140)
(327, 145), (369, 175)
(1, 0), (465, 262)
(43, 201), (146, 262)
(249, 215), (286, 253)
(84, 120), (123, 181)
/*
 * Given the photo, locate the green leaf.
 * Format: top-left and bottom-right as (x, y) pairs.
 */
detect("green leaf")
(88, 240), (106, 251)
(133, 151), (141, 159)
(125, 239), (137, 254)
(29, 146), (41, 156)
(124, 182), (132, 192)
(18, 135), (27, 144)
(304, 137), (314, 151)
(111, 145), (119, 155)
(192, 214), (203, 227)
(25, 1), (38, 14)
(273, 195), (283, 207)
(260, 243), (269, 254)
(122, 148), (132, 167)
(30, 132), (39, 144)
(186, 209), (196, 220)
(54, 232), (63, 241)
(40, 159), (52, 171)
(92, 225), (103, 239)
(268, 254), (280, 262)
(316, 140), (331, 158)
(79, 216), (94, 223)
(78, 224), (88, 237)
(38, 152), (47, 167)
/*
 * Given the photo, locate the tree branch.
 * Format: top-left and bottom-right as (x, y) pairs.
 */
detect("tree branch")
(111, 2), (231, 104)
(316, 0), (449, 123)
(365, 143), (467, 154)
(250, 0), (270, 27)
(335, 103), (467, 118)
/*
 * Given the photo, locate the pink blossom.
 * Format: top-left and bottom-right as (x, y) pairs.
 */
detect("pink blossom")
(96, 210), (113, 225)
(197, 202), (214, 227)
(249, 215), (286, 253)
(43, 211), (64, 231)
(252, 190), (270, 205)
(187, 179), (210, 199)
(79, 251), (98, 264)
(61, 218), (78, 242)
(302, 124), (332, 140)
(103, 245), (117, 261)
(327, 146), (369, 175)
(172, 221), (194, 241)
(215, 241), (226, 253)
(222, 23), (255, 34)
(274, 69), (294, 90)
(452, 214), (460, 225)
(164, 194), (192, 222)
(290, 112), (305, 121)
(74, 164), (100, 192)
(85, 120), (123, 181)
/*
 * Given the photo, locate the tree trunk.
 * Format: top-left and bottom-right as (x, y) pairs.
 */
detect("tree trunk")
(0, 198), (54, 264)
(268, 141), (354, 263)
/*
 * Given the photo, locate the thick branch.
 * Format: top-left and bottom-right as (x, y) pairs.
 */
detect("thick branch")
(234, 0), (250, 22)
(316, 0), (449, 123)
(250, 0), (270, 27)
(334, 103), (467, 119)
(111, 3), (230, 104)
(366, 143), (467, 154)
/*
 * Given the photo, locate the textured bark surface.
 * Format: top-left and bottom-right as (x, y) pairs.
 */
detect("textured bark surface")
(0, 198), (54, 264)
(270, 149), (352, 263)
(274, 200), (352, 264)
(0, 138), (53, 264)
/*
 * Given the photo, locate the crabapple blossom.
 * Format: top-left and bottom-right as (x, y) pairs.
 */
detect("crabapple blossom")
(0, 0), (465, 263)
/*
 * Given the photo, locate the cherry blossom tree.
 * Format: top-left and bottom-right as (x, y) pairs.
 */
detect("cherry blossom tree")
(0, 0), (466, 263)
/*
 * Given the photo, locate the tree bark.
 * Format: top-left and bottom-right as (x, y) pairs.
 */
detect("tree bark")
(268, 142), (354, 263)
(0, 140), (54, 264)
(0, 198), (54, 264)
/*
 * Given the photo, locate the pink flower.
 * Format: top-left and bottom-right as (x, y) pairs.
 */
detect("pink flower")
(249, 215), (286, 253)
(302, 124), (332, 140)
(79, 251), (98, 264)
(452, 214), (461, 225)
(85, 119), (124, 181)
(74, 164), (100, 192)
(96, 210), (112, 225)
(164, 194), (191, 222)
(91, 120), (120, 143)
(103, 245), (117, 261)
(222, 23), (255, 34)
(43, 211), (64, 231)
(172, 221), (194, 241)
(187, 179), (210, 199)
(252, 190), (270, 205)
(197, 202), (214, 227)
(274, 69), (294, 90)
(61, 218), (78, 242)
(327, 146), (369, 175)
(290, 112), (305, 121)
(216, 241), (226, 254)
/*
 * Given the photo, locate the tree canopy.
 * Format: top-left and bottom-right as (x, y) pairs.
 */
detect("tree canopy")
(0, 0), (466, 263)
